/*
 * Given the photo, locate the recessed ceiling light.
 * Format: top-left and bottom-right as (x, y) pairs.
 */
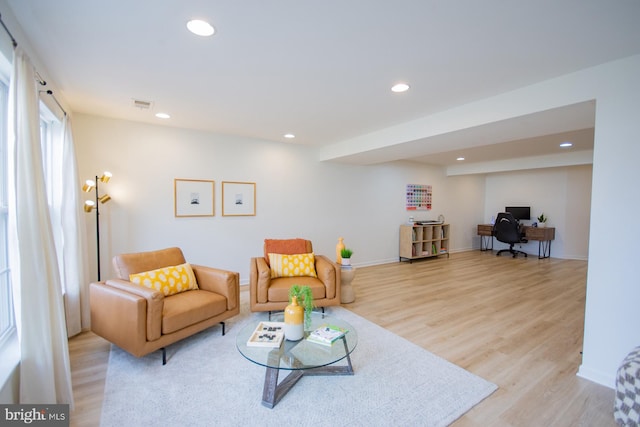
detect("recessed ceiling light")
(391, 83), (410, 93)
(187, 19), (215, 36)
(560, 142), (573, 148)
(456, 157), (465, 161)
(155, 112), (170, 119)
(284, 133), (295, 139)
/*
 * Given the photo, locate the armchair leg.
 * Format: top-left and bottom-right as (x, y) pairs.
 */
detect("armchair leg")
(161, 347), (166, 365)
(220, 321), (226, 336)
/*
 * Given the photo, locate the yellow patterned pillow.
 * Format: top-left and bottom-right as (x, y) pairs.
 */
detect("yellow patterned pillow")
(268, 253), (318, 278)
(129, 262), (198, 296)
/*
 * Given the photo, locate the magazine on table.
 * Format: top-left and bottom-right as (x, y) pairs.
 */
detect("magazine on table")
(306, 324), (348, 346)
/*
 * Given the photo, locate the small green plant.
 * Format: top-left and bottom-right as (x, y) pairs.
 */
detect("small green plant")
(340, 248), (353, 259)
(537, 213), (547, 223)
(289, 284), (314, 328)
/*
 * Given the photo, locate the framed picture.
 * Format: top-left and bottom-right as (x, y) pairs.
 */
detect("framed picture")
(406, 184), (432, 211)
(174, 179), (215, 217)
(222, 181), (256, 216)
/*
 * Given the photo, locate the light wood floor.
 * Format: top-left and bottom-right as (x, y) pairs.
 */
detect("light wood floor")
(67, 250), (616, 426)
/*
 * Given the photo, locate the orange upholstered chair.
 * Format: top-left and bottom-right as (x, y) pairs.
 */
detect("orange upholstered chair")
(249, 238), (341, 313)
(90, 247), (239, 364)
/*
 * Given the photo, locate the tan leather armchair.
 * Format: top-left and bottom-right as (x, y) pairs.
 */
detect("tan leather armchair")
(90, 247), (239, 364)
(249, 238), (341, 312)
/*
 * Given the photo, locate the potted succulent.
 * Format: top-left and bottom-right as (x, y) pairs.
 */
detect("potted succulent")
(288, 285), (314, 329)
(537, 213), (548, 227)
(340, 248), (353, 266)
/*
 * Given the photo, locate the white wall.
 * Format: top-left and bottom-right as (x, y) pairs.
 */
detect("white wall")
(73, 114), (528, 284)
(578, 56), (640, 387)
(79, 112), (588, 286)
(74, 115), (488, 283)
(72, 114), (593, 283)
(484, 165), (592, 260)
(444, 174), (487, 251)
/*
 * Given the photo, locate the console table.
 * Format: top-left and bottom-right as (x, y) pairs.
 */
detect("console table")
(477, 224), (555, 259)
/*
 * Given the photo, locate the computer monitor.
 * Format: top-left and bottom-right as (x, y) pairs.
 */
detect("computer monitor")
(505, 206), (530, 221)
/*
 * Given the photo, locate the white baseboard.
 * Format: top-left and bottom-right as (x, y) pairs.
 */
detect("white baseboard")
(577, 364), (615, 389)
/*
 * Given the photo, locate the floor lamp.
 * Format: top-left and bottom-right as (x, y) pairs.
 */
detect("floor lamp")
(82, 171), (112, 281)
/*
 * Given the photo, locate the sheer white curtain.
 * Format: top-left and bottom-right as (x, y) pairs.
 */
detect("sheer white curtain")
(56, 114), (90, 336)
(8, 47), (73, 405)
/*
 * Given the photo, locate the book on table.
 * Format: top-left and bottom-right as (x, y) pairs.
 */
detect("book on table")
(306, 324), (348, 346)
(246, 321), (285, 348)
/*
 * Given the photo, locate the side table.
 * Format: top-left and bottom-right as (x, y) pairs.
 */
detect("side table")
(340, 266), (356, 303)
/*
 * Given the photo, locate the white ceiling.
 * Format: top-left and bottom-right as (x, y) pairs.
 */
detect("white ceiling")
(5, 0), (640, 167)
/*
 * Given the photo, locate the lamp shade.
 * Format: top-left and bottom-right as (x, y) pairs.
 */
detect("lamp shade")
(83, 200), (96, 212)
(99, 194), (111, 204)
(99, 171), (112, 183)
(82, 179), (96, 192)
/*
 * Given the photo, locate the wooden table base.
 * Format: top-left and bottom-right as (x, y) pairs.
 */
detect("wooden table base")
(261, 338), (354, 408)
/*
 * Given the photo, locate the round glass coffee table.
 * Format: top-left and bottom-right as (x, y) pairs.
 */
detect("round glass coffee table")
(236, 311), (357, 408)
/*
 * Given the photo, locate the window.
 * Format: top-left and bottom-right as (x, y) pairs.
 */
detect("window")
(0, 77), (14, 346)
(39, 103), (61, 197)
(39, 104), (64, 291)
(0, 72), (64, 350)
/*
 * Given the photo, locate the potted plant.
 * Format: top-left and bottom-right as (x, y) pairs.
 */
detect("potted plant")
(537, 213), (547, 227)
(288, 285), (314, 329)
(340, 248), (353, 266)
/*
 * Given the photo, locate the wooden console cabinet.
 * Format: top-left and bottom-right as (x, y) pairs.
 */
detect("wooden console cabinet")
(399, 223), (450, 262)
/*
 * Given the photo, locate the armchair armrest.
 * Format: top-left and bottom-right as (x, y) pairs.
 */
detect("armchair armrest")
(90, 279), (164, 346)
(314, 255), (340, 299)
(103, 278), (163, 300)
(191, 264), (239, 311)
(250, 257), (271, 304)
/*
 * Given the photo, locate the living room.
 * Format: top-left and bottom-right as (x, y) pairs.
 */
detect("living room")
(1, 1), (639, 425)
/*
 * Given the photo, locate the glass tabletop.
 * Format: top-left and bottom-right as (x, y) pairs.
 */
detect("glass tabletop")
(236, 311), (358, 371)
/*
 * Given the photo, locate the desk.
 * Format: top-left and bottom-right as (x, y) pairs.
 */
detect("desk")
(477, 224), (494, 251)
(477, 224), (555, 259)
(522, 225), (555, 259)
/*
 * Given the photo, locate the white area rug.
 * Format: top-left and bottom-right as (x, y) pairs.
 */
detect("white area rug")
(101, 299), (497, 426)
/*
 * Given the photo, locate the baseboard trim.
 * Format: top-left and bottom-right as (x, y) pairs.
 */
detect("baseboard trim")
(577, 364), (615, 389)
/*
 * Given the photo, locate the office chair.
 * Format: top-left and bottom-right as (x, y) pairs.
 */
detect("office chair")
(493, 212), (528, 258)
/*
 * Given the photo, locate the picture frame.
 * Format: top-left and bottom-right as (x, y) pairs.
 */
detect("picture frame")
(174, 179), (215, 217)
(406, 183), (432, 211)
(222, 181), (256, 216)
